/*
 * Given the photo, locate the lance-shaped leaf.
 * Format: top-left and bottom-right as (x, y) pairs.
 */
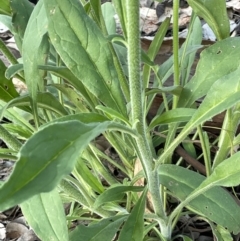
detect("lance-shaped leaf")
(158, 164), (240, 234)
(10, 0), (34, 51)
(178, 38), (240, 108)
(0, 92), (68, 120)
(118, 188), (147, 241)
(69, 215), (127, 241)
(38, 65), (96, 108)
(0, 120), (110, 211)
(0, 0), (11, 15)
(149, 108), (196, 130)
(94, 185), (144, 208)
(0, 59), (19, 103)
(198, 152), (240, 189)
(158, 66), (240, 166)
(22, 1), (48, 125)
(21, 189), (68, 241)
(188, 0), (229, 40)
(44, 0), (127, 115)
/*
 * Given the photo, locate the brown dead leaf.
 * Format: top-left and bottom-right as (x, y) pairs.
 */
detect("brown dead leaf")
(6, 222), (28, 240)
(134, 158), (154, 213)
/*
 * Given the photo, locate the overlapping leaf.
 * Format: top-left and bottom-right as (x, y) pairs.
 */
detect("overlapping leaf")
(159, 164), (240, 234)
(178, 38), (240, 107)
(21, 189), (68, 241)
(0, 59), (19, 103)
(22, 1), (48, 125)
(10, 0), (34, 51)
(118, 188), (147, 241)
(188, 0), (229, 40)
(44, 0), (127, 115)
(69, 215), (127, 241)
(0, 120), (110, 211)
(158, 66), (240, 165)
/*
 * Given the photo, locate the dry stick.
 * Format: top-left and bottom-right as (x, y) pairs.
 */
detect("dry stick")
(175, 146), (206, 175)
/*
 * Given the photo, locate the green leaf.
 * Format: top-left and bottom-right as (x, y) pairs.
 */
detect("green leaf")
(0, 120), (110, 211)
(22, 0), (48, 125)
(2, 123), (32, 139)
(0, 0), (11, 15)
(51, 84), (89, 112)
(44, 0), (127, 115)
(59, 179), (89, 208)
(69, 215), (127, 241)
(146, 19), (170, 61)
(0, 92), (68, 120)
(0, 14), (13, 31)
(21, 189), (68, 241)
(96, 105), (130, 125)
(109, 37), (128, 77)
(157, 44), (203, 85)
(89, 0), (102, 27)
(182, 139), (197, 159)
(212, 104), (240, 169)
(143, 17), (170, 88)
(212, 225), (233, 241)
(0, 153), (17, 161)
(94, 185), (144, 208)
(89, 0), (100, 19)
(10, 0), (34, 51)
(102, 2), (116, 35)
(0, 59), (20, 102)
(0, 148), (17, 161)
(149, 108), (196, 130)
(158, 66), (240, 166)
(198, 152), (240, 188)
(158, 164), (240, 234)
(141, 50), (155, 67)
(38, 65), (97, 109)
(188, 0), (229, 40)
(145, 86), (183, 96)
(178, 38), (240, 107)
(185, 69), (240, 127)
(118, 188), (147, 241)
(0, 148), (17, 155)
(73, 157), (104, 194)
(233, 133), (240, 146)
(0, 100), (34, 132)
(111, 0), (127, 37)
(180, 16), (202, 84)
(41, 113), (108, 128)
(5, 64), (23, 79)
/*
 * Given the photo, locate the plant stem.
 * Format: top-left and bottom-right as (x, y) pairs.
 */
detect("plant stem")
(0, 125), (22, 151)
(126, 0), (143, 125)
(172, 0), (180, 109)
(197, 125), (211, 176)
(126, 0), (169, 238)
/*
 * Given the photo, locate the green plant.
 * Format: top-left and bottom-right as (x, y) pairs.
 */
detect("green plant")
(0, 0), (240, 240)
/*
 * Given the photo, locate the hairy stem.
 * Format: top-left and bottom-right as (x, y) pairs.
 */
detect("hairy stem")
(172, 0), (180, 109)
(126, 0), (169, 238)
